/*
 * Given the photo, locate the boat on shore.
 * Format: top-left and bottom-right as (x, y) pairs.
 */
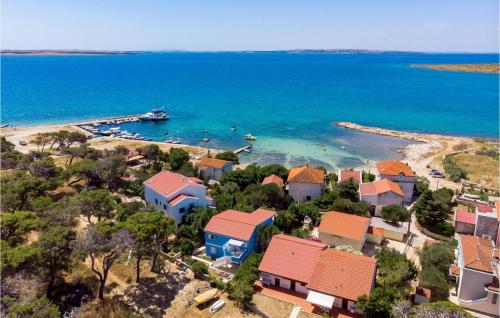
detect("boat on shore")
(208, 299), (225, 314)
(140, 107), (169, 121)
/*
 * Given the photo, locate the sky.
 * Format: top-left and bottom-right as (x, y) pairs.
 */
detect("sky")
(1, 0), (499, 52)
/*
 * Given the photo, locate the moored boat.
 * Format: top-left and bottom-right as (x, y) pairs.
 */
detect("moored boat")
(244, 134), (257, 141)
(140, 107), (169, 121)
(208, 299), (225, 314)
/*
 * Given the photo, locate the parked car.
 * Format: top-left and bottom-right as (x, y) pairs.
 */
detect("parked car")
(431, 171), (445, 178)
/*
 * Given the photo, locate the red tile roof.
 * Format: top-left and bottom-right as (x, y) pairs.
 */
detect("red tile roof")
(367, 226), (384, 236)
(319, 211), (370, 241)
(339, 170), (362, 184)
(262, 174), (284, 187)
(459, 235), (496, 273)
(259, 234), (326, 283)
(476, 204), (493, 213)
(144, 171), (204, 197)
(359, 179), (404, 197)
(169, 194), (196, 206)
(450, 264), (460, 276)
(204, 209), (276, 241)
(454, 210), (476, 225)
(376, 160), (415, 177)
(288, 166), (324, 184)
(415, 286), (431, 298)
(197, 157), (231, 169)
(307, 249), (376, 301)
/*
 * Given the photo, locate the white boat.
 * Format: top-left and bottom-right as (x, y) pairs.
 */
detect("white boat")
(129, 117), (140, 122)
(171, 140), (181, 144)
(209, 299), (225, 314)
(202, 138), (209, 142)
(109, 127), (121, 132)
(231, 125), (237, 132)
(244, 134), (257, 141)
(140, 107), (170, 121)
(165, 139), (174, 143)
(92, 122), (101, 127)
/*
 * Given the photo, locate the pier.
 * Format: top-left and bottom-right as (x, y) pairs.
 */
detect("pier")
(233, 145), (252, 154)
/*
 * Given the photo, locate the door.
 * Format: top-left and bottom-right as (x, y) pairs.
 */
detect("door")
(275, 278), (280, 287)
(342, 299), (348, 309)
(291, 281), (295, 291)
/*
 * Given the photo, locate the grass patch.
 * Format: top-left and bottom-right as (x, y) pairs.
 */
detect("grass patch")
(454, 154), (499, 189)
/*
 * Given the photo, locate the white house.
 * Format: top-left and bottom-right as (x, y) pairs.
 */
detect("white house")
(143, 171), (213, 226)
(195, 157), (233, 181)
(451, 235), (499, 317)
(376, 160), (416, 203)
(287, 165), (325, 202)
(360, 179), (404, 217)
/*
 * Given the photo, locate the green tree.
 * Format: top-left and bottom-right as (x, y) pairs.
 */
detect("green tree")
(415, 176), (430, 195)
(413, 190), (451, 227)
(116, 201), (145, 222)
(215, 151), (240, 164)
(67, 158), (99, 186)
(362, 171), (376, 183)
(419, 242), (454, 275)
(256, 224), (280, 252)
(419, 266), (449, 301)
(381, 205), (410, 224)
(183, 207), (216, 242)
(123, 210), (175, 280)
(1, 211), (40, 246)
(168, 148), (190, 171)
(290, 228), (309, 239)
(329, 198), (370, 216)
(220, 164), (261, 189)
(215, 193), (235, 211)
(73, 190), (117, 223)
(289, 202), (320, 224)
(432, 187), (454, 205)
(0, 241), (40, 275)
(2, 295), (60, 318)
(78, 223), (135, 300)
(375, 248), (418, 296)
(274, 211), (298, 234)
(229, 253), (262, 308)
(95, 155), (126, 190)
(137, 144), (162, 166)
(313, 190), (339, 209)
(260, 164), (288, 180)
(37, 225), (76, 296)
(416, 301), (472, 317)
(191, 261), (209, 277)
(1, 171), (45, 212)
(336, 178), (360, 202)
(355, 286), (398, 318)
(261, 184), (291, 209)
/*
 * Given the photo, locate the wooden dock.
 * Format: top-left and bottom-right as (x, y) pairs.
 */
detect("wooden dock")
(233, 145), (252, 154)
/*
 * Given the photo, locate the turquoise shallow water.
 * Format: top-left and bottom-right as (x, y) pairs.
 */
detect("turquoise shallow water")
(1, 52), (498, 169)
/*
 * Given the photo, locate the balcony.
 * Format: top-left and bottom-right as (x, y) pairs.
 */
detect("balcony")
(223, 239), (247, 264)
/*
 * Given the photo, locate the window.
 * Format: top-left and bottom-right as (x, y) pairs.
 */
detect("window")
(179, 207), (186, 213)
(163, 204), (167, 210)
(208, 234), (215, 240)
(493, 294), (498, 304)
(306, 195), (311, 201)
(155, 198), (158, 204)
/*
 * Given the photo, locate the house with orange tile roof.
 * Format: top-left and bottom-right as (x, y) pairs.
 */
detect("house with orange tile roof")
(262, 174), (284, 188)
(143, 171), (212, 226)
(318, 211), (370, 250)
(195, 157), (233, 181)
(204, 209), (275, 264)
(258, 234), (376, 314)
(454, 210), (476, 235)
(376, 160), (416, 203)
(359, 179), (404, 217)
(338, 169), (362, 184)
(453, 234), (499, 316)
(287, 165), (325, 202)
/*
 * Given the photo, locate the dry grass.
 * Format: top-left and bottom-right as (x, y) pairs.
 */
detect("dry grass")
(454, 154), (499, 189)
(75, 299), (136, 318)
(252, 293), (294, 318)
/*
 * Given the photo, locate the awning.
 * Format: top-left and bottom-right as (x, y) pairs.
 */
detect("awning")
(227, 239), (245, 247)
(306, 290), (335, 309)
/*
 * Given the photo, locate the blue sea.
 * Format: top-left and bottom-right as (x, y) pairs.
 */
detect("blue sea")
(1, 52), (498, 169)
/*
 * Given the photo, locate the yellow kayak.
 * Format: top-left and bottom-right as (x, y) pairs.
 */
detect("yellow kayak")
(194, 288), (219, 305)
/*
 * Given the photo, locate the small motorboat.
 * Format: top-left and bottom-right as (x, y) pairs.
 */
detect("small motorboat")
(231, 125), (237, 132)
(208, 299), (225, 314)
(244, 134), (257, 141)
(202, 138), (209, 142)
(172, 140), (181, 144)
(163, 131), (169, 135)
(165, 139), (174, 143)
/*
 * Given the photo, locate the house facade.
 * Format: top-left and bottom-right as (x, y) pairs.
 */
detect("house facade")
(287, 166), (325, 202)
(452, 235), (499, 316)
(143, 171), (212, 226)
(318, 211), (370, 251)
(196, 157), (233, 181)
(454, 210), (476, 235)
(204, 209), (275, 264)
(376, 160), (416, 203)
(474, 204), (500, 244)
(259, 234), (376, 314)
(359, 179), (404, 217)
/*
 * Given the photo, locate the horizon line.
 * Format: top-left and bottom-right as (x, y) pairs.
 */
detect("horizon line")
(1, 48), (498, 54)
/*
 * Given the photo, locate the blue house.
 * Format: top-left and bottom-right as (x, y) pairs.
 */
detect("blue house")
(204, 209), (276, 264)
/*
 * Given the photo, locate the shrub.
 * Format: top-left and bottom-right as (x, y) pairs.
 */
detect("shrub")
(191, 261), (209, 276)
(215, 151), (240, 164)
(381, 204), (410, 223)
(442, 156), (467, 182)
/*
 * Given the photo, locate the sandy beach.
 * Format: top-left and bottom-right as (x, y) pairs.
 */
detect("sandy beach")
(0, 123), (213, 157)
(336, 122), (495, 190)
